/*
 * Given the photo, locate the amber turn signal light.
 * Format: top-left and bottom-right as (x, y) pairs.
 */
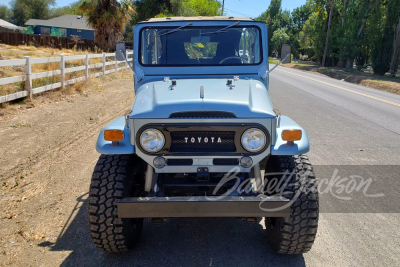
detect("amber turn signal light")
(104, 130), (124, 141)
(282, 130), (302, 141)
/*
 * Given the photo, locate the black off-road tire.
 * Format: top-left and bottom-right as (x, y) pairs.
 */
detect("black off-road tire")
(265, 155), (319, 254)
(88, 154), (146, 252)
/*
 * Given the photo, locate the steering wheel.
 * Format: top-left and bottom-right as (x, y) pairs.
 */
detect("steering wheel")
(219, 56), (244, 64)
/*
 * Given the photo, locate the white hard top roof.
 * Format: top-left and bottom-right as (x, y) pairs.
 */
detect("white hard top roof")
(141, 16), (255, 23)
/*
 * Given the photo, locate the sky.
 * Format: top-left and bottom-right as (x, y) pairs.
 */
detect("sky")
(51, 0), (307, 19)
(223, 0), (307, 18)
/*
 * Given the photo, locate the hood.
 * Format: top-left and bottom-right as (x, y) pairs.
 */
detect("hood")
(130, 79), (275, 118)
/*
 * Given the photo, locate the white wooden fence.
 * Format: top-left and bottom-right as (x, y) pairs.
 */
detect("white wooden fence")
(0, 51), (133, 104)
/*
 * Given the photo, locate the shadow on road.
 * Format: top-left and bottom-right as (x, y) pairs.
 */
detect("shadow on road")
(39, 193), (306, 267)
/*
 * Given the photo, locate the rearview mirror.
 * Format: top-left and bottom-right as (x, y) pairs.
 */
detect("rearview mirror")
(191, 36), (210, 43)
(115, 42), (126, 61)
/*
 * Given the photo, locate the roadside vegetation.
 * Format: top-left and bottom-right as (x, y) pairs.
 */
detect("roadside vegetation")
(258, 0), (400, 77)
(279, 59), (400, 95)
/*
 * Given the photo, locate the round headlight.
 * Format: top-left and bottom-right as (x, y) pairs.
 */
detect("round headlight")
(241, 128), (266, 152)
(140, 129), (165, 153)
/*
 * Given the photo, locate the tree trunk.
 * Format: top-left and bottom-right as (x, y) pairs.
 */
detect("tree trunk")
(357, 0), (381, 37)
(346, 59), (353, 69)
(389, 16), (400, 76)
(341, 0), (347, 27)
(322, 0), (334, 67)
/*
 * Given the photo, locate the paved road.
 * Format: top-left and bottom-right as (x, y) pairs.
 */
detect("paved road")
(268, 66), (400, 266)
(270, 65), (400, 165)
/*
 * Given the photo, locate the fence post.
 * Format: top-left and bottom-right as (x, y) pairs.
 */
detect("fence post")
(125, 50), (128, 69)
(102, 52), (106, 76)
(60, 54), (65, 89)
(24, 56), (32, 101)
(85, 53), (89, 80)
(115, 55), (118, 72)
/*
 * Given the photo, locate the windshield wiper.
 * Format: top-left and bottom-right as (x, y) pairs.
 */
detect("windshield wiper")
(201, 21), (240, 35)
(158, 23), (192, 37)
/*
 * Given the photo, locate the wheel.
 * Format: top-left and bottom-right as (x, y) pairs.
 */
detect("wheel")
(88, 154), (146, 252)
(265, 155), (319, 254)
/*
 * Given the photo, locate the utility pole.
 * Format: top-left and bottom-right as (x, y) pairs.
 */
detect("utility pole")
(322, 0), (334, 67)
(222, 0), (225, 16)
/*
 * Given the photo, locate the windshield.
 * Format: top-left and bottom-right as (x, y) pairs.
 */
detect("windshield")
(140, 26), (262, 66)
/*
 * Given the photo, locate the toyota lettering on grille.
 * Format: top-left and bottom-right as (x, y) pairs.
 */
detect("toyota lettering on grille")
(184, 137), (222, 143)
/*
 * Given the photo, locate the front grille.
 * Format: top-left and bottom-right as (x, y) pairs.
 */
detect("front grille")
(169, 111), (236, 119)
(213, 158), (239, 165)
(170, 131), (236, 153)
(166, 159), (193, 166)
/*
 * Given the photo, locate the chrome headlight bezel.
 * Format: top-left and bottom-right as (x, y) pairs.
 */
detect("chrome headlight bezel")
(241, 128), (267, 153)
(139, 128), (165, 153)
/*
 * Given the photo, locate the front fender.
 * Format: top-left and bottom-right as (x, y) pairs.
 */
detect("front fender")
(96, 117), (135, 155)
(271, 115), (310, 155)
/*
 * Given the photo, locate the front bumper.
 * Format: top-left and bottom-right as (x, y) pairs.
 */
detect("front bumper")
(117, 195), (290, 218)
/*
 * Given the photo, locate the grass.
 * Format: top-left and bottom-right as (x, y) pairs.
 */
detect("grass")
(0, 44), (105, 98)
(269, 57), (280, 64)
(32, 76), (59, 88)
(9, 123), (35, 128)
(282, 62), (400, 95)
(290, 60), (318, 67)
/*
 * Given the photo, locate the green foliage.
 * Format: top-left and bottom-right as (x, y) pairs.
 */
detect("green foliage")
(0, 5), (10, 21)
(125, 0), (221, 41)
(271, 27), (289, 56)
(368, 0), (400, 75)
(51, 0), (85, 17)
(79, 0), (134, 51)
(256, 0), (400, 75)
(185, 42), (218, 58)
(180, 0), (220, 16)
(10, 0), (56, 26)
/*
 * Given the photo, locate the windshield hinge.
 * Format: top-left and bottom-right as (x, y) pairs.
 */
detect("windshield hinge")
(258, 63), (268, 81)
(134, 65), (144, 84)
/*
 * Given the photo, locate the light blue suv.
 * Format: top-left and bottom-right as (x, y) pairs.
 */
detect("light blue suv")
(89, 17), (319, 254)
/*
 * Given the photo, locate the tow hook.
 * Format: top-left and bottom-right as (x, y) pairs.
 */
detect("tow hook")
(197, 167), (210, 181)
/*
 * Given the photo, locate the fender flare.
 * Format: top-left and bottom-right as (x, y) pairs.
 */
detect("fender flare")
(271, 115), (310, 155)
(96, 117), (135, 155)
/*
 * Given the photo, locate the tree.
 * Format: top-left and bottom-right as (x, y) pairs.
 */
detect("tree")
(291, 0), (313, 33)
(255, 0), (283, 56)
(179, 0), (220, 16)
(51, 0), (86, 17)
(0, 5), (10, 21)
(10, 0), (56, 26)
(271, 27), (289, 56)
(389, 9), (400, 76)
(369, 0), (400, 75)
(124, 0), (221, 41)
(79, 0), (134, 51)
(322, 0), (334, 67)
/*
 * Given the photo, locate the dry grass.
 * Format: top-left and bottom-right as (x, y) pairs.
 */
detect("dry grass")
(0, 44), (107, 98)
(0, 69), (131, 120)
(283, 63), (400, 95)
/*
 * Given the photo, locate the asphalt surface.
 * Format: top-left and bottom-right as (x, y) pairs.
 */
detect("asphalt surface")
(57, 66), (399, 266)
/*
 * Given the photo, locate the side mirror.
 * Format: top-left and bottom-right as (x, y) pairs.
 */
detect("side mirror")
(115, 42), (126, 61)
